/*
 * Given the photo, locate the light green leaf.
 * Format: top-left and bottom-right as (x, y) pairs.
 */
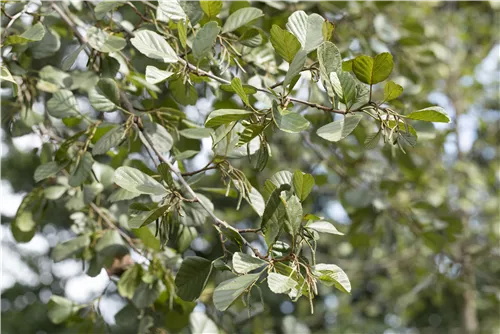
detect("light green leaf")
(270, 25), (301, 63)
(109, 188), (141, 202)
(230, 77), (249, 106)
(95, 1), (124, 20)
(316, 115), (363, 142)
(222, 7), (263, 34)
(1, 65), (16, 85)
(286, 11), (325, 52)
(293, 170), (314, 202)
(329, 71), (356, 106)
(190, 312), (219, 334)
(364, 131), (381, 149)
(269, 170), (294, 189)
(193, 21), (220, 61)
(247, 186), (265, 217)
(87, 27), (126, 53)
(236, 124), (264, 147)
(383, 81), (403, 101)
(157, 0), (187, 22)
(317, 41), (342, 95)
(200, 1), (223, 18)
(5, 22), (45, 45)
(89, 78), (120, 112)
(47, 90), (80, 119)
(52, 234), (90, 262)
(267, 272), (297, 294)
(314, 263), (351, 293)
(69, 152), (94, 187)
(62, 45), (85, 71)
(47, 296), (73, 325)
(133, 226), (161, 251)
(34, 161), (67, 182)
(282, 194), (302, 237)
(145, 66), (173, 84)
(39, 65), (71, 88)
(130, 30), (178, 63)
(95, 229), (127, 256)
(118, 264), (143, 299)
(44, 186), (67, 200)
(175, 256), (213, 301)
(205, 109), (253, 128)
(213, 273), (260, 311)
(179, 127), (214, 139)
(114, 166), (168, 196)
(352, 52), (393, 85)
(232, 252), (267, 274)
(272, 101), (310, 133)
(283, 49), (307, 89)
(406, 106), (450, 123)
(93, 126), (125, 155)
(142, 121), (173, 153)
(307, 221), (344, 235)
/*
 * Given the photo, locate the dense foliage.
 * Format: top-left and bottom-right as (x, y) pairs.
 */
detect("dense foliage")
(1, 1), (498, 334)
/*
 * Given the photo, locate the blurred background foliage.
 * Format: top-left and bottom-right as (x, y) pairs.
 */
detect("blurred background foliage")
(1, 1), (499, 334)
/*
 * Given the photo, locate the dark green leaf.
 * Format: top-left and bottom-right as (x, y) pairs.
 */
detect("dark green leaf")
(175, 256), (213, 301)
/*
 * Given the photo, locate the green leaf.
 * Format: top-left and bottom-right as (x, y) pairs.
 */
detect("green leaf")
(44, 186), (67, 200)
(267, 272), (297, 294)
(69, 152), (94, 187)
(114, 166), (168, 196)
(364, 131), (381, 149)
(193, 21), (220, 61)
(286, 11), (325, 52)
(205, 109), (253, 128)
(52, 234), (90, 262)
(236, 124), (264, 147)
(87, 27), (126, 53)
(293, 170), (314, 202)
(270, 25), (301, 63)
(387, 120), (418, 138)
(95, 230), (128, 256)
(89, 78), (121, 112)
(316, 115), (363, 142)
(142, 121), (173, 153)
(232, 252), (267, 274)
(352, 52), (393, 85)
(132, 281), (161, 308)
(230, 77), (250, 106)
(307, 221), (344, 235)
(282, 194), (302, 237)
(93, 126), (125, 155)
(200, 1), (223, 18)
(145, 66), (173, 84)
(261, 185), (290, 247)
(133, 226), (161, 251)
(322, 20), (335, 41)
(406, 106), (450, 123)
(62, 45), (85, 71)
(383, 81), (403, 101)
(314, 263), (351, 293)
(118, 264), (143, 299)
(180, 1), (204, 25)
(30, 27), (60, 59)
(329, 72), (356, 106)
(128, 205), (170, 228)
(47, 90), (80, 119)
(222, 7), (263, 34)
(95, 1), (125, 20)
(272, 102), (310, 133)
(177, 19), (187, 49)
(1, 65), (16, 85)
(34, 161), (67, 182)
(220, 83), (257, 95)
(175, 256), (213, 301)
(213, 273), (260, 311)
(179, 128), (214, 139)
(5, 22), (45, 45)
(283, 49), (307, 90)
(130, 30), (178, 63)
(47, 296), (73, 325)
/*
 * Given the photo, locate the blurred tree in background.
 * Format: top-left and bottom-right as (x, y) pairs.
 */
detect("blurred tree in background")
(1, 1), (499, 334)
